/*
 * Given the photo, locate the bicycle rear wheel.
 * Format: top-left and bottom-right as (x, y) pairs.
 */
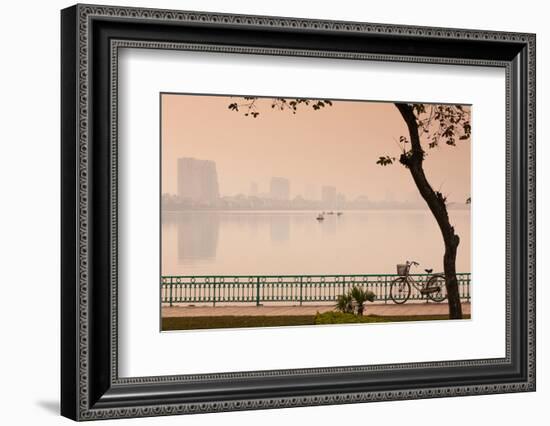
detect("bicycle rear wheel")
(390, 277), (411, 304)
(426, 274), (447, 302)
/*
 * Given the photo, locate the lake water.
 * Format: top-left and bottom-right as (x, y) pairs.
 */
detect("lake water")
(161, 210), (470, 277)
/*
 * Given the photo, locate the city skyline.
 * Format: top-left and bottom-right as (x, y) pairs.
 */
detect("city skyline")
(161, 95), (471, 206)
(167, 156), (444, 208)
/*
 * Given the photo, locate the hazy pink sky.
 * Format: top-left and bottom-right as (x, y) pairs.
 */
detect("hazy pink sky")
(161, 94), (471, 204)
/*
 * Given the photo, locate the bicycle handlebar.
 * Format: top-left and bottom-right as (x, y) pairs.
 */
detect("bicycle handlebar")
(407, 260), (420, 266)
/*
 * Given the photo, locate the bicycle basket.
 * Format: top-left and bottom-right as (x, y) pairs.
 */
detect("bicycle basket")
(396, 264), (410, 276)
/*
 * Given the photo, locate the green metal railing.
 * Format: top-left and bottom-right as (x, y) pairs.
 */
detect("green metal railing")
(161, 273), (471, 306)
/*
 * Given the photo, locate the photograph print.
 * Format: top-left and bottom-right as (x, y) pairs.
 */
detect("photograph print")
(160, 94), (472, 331)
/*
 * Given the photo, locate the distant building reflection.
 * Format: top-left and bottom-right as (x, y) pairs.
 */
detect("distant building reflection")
(319, 215), (338, 235)
(170, 213), (220, 263)
(160, 210), (470, 276)
(270, 214), (290, 243)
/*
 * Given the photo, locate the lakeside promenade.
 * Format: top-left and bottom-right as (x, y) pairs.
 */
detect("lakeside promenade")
(162, 302), (471, 318)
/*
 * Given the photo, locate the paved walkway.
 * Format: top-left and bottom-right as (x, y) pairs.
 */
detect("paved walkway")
(162, 302), (470, 317)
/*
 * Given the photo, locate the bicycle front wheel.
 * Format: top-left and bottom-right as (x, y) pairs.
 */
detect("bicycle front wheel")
(426, 274), (447, 302)
(390, 277), (411, 304)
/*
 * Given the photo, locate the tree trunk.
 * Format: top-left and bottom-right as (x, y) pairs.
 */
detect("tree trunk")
(394, 103), (463, 320)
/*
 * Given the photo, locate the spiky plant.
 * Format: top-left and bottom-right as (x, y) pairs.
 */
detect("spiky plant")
(335, 292), (354, 314)
(350, 287), (376, 316)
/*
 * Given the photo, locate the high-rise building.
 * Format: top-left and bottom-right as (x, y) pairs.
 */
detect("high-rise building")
(336, 192), (347, 208)
(177, 157), (220, 205)
(270, 177), (290, 201)
(249, 181), (259, 197)
(305, 184), (318, 201)
(321, 185), (337, 208)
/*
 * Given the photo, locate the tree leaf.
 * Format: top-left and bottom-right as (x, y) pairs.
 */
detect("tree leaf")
(376, 156), (395, 166)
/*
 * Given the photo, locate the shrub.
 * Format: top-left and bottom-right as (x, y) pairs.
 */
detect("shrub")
(334, 286), (376, 316)
(335, 293), (354, 314)
(350, 287), (376, 316)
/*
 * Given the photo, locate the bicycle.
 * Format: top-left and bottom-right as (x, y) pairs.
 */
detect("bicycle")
(389, 260), (447, 304)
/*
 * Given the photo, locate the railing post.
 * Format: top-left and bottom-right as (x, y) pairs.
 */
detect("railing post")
(256, 277), (260, 306)
(213, 277), (216, 307)
(169, 278), (173, 307)
(299, 277), (303, 306)
(426, 275), (429, 304)
(384, 276), (388, 304)
(342, 276), (345, 297)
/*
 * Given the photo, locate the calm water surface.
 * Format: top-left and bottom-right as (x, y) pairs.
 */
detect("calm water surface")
(161, 210), (470, 276)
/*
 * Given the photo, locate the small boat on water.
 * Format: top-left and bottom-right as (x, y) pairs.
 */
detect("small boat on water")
(316, 214), (325, 221)
(337, 212), (343, 216)
(327, 211), (335, 215)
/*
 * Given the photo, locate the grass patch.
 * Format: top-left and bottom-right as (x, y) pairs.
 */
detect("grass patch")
(162, 315), (314, 331)
(162, 312), (471, 331)
(314, 311), (470, 325)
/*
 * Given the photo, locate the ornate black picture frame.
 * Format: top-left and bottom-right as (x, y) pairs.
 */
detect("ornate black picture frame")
(61, 4), (536, 421)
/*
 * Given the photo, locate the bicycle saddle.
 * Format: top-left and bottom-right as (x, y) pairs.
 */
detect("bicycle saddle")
(424, 268), (433, 274)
